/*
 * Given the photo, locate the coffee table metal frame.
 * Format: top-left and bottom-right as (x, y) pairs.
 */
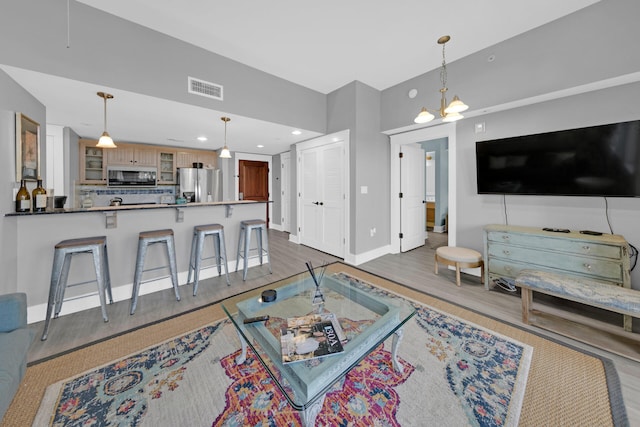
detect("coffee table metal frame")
(222, 271), (416, 427)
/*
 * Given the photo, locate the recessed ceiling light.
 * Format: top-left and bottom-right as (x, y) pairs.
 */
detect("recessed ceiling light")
(292, 130), (302, 135)
(197, 136), (208, 142)
(257, 144), (264, 148)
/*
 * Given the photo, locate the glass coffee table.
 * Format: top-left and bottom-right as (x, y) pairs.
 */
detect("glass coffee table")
(222, 265), (416, 427)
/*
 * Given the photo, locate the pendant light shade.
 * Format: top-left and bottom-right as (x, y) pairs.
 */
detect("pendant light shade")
(96, 92), (117, 148)
(219, 116), (232, 158)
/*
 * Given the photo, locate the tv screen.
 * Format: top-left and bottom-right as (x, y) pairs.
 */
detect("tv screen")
(476, 120), (640, 197)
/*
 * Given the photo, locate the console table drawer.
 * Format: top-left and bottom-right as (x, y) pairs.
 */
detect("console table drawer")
(487, 257), (623, 287)
(486, 231), (623, 259)
(488, 243), (624, 281)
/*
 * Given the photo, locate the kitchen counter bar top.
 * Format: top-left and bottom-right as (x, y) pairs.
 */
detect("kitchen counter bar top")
(5, 200), (265, 216)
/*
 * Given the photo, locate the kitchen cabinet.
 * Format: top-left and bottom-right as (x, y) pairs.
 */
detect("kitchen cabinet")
(79, 139), (106, 184)
(78, 142), (218, 185)
(106, 143), (157, 166)
(177, 150), (217, 169)
(158, 150), (176, 184)
(426, 201), (435, 228)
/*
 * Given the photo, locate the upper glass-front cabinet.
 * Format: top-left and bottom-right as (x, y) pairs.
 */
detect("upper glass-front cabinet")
(79, 139), (106, 184)
(158, 150), (176, 184)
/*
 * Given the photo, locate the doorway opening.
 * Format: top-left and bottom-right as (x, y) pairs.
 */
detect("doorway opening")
(389, 123), (457, 253)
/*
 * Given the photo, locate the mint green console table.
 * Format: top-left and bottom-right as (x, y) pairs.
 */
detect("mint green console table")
(483, 224), (632, 330)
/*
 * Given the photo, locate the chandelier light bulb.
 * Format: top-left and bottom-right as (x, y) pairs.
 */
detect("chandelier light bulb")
(414, 107), (435, 124)
(444, 95), (469, 114)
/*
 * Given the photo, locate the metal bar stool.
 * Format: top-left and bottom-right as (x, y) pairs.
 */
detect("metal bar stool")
(187, 223), (231, 296)
(235, 219), (272, 281)
(130, 229), (181, 314)
(42, 236), (112, 341)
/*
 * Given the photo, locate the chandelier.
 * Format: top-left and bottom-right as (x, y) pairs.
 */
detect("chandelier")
(414, 35), (468, 124)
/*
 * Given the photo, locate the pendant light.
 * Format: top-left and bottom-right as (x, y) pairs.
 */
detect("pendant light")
(414, 35), (469, 124)
(219, 116), (232, 158)
(96, 92), (117, 148)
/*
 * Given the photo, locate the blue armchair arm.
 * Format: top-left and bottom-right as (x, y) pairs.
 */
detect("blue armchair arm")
(0, 293), (27, 333)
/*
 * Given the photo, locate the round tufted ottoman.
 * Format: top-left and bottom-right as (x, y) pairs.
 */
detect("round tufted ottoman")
(435, 246), (484, 287)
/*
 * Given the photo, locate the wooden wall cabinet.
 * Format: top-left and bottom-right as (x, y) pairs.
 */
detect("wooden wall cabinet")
(79, 139), (106, 184)
(105, 143), (157, 166)
(78, 141), (218, 184)
(177, 150), (217, 169)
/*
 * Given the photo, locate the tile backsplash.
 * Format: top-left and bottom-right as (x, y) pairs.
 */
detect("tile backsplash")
(76, 186), (176, 207)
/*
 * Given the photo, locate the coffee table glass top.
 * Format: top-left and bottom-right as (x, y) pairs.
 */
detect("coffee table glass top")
(221, 266), (416, 410)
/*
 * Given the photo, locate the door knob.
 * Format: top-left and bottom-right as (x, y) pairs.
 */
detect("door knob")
(319, 202), (324, 206)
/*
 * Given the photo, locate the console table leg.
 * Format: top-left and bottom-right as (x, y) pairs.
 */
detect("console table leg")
(300, 394), (325, 427)
(392, 328), (404, 373)
(235, 329), (248, 365)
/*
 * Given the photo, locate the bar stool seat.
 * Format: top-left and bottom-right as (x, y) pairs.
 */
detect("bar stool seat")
(235, 219), (272, 281)
(188, 223), (230, 296)
(42, 236), (112, 341)
(130, 229), (180, 314)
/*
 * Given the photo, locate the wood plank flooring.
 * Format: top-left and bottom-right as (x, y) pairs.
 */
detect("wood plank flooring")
(26, 229), (640, 424)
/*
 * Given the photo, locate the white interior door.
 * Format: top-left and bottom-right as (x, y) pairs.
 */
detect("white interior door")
(299, 141), (345, 257)
(281, 152), (291, 232)
(400, 143), (426, 252)
(319, 142), (344, 257)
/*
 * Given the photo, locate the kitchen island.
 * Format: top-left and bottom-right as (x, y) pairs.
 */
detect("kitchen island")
(5, 201), (270, 323)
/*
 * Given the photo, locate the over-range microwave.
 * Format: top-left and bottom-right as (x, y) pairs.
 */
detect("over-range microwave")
(107, 166), (157, 187)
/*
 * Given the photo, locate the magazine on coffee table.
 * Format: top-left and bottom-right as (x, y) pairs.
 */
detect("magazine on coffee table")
(280, 313), (345, 364)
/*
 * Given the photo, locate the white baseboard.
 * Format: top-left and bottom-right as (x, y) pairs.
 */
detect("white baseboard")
(346, 244), (392, 266)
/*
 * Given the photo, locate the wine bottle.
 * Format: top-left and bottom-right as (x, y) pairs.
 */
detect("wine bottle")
(32, 177), (47, 212)
(15, 179), (31, 212)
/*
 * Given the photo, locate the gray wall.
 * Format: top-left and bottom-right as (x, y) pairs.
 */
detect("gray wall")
(0, 70), (47, 294)
(452, 81), (640, 287)
(327, 81), (389, 255)
(380, 0), (640, 134)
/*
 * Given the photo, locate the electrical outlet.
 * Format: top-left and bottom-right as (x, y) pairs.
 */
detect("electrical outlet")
(370, 227), (376, 237)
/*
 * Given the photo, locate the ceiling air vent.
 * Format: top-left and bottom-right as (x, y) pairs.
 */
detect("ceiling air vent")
(188, 76), (223, 101)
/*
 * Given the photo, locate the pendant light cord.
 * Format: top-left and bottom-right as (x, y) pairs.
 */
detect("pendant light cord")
(66, 0), (71, 48)
(103, 95), (108, 132)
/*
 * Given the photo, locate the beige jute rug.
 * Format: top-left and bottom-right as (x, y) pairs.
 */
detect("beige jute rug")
(1, 264), (624, 426)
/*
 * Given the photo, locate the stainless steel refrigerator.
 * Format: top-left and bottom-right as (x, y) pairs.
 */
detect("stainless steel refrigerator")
(178, 168), (223, 202)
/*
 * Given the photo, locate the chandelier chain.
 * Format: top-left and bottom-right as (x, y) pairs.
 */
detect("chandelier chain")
(440, 42), (447, 89)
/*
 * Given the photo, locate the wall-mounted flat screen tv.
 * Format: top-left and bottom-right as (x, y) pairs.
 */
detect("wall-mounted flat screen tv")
(476, 120), (640, 197)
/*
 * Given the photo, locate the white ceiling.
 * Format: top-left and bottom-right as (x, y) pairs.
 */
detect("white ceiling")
(3, 0), (599, 155)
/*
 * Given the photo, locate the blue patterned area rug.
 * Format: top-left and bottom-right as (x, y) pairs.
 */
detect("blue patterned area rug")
(34, 272), (532, 427)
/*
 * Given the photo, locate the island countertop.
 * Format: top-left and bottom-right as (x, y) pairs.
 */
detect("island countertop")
(5, 201), (270, 323)
(5, 199), (266, 216)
